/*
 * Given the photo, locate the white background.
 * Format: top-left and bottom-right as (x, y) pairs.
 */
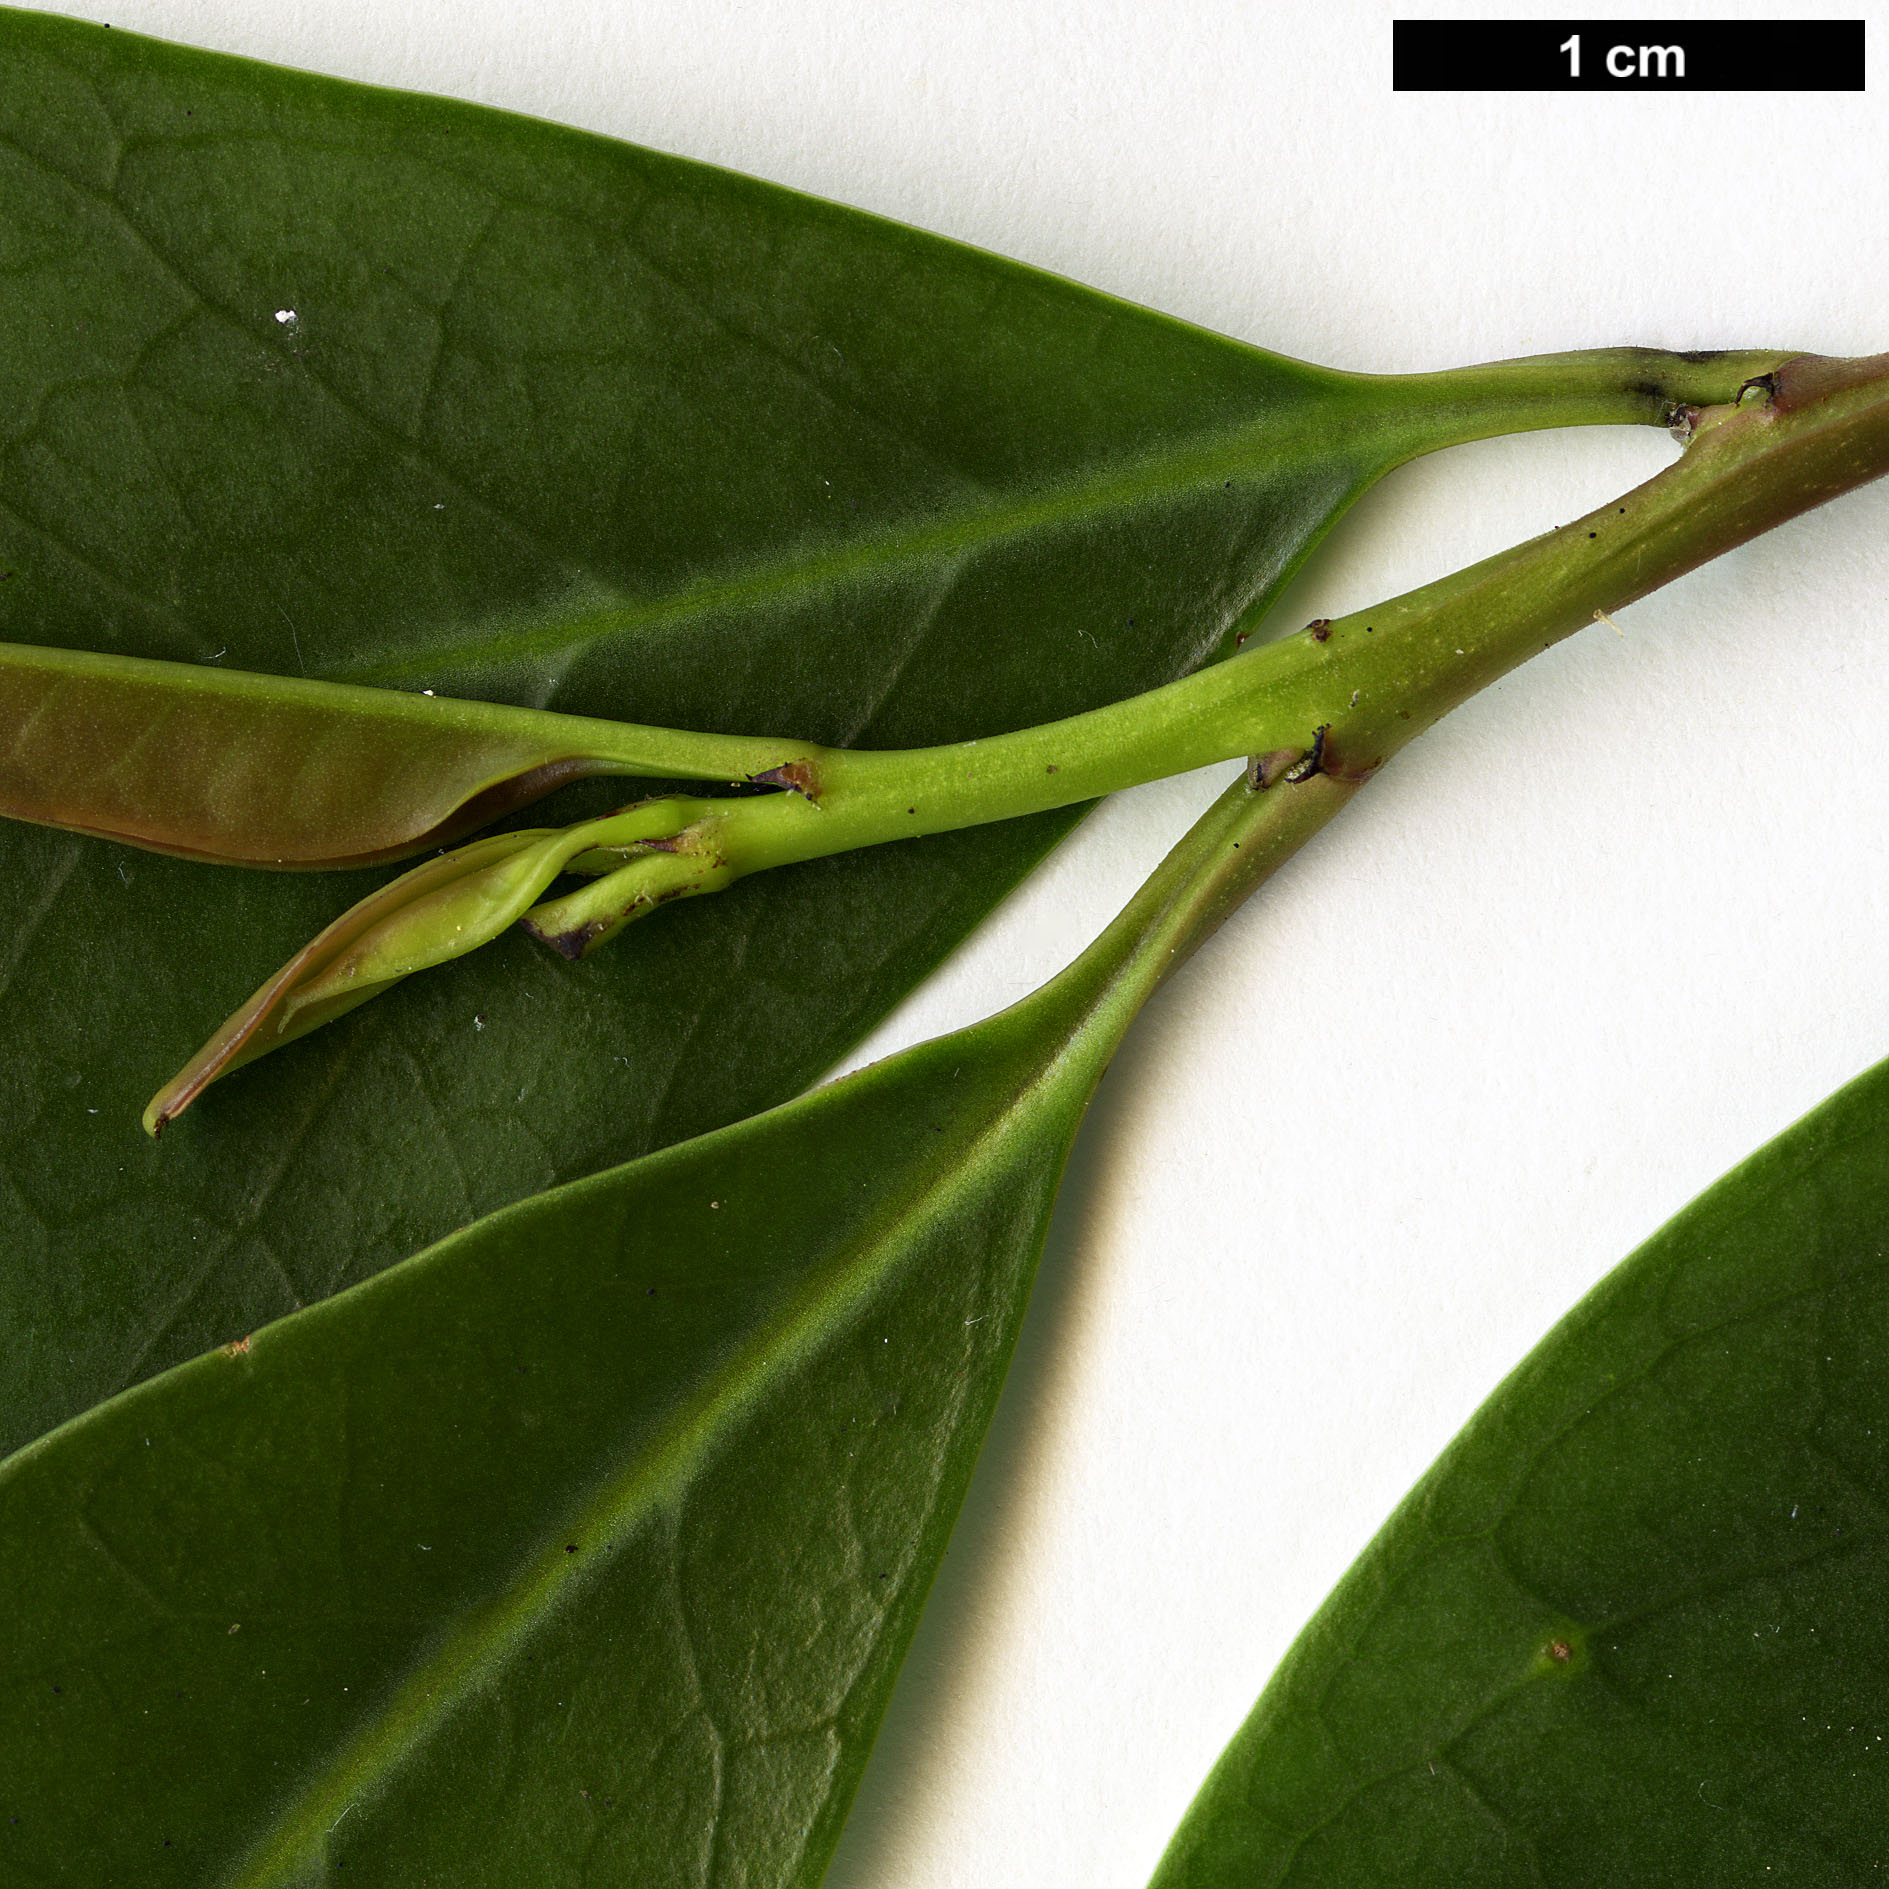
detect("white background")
(22, 2), (1889, 1881)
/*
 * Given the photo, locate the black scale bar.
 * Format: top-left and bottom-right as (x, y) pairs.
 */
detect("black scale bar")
(1393, 19), (1864, 90)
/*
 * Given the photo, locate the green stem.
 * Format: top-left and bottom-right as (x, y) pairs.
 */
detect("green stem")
(1350, 345), (1794, 452)
(527, 351), (1889, 952)
(145, 350), (1889, 1123)
(0, 345), (1797, 875)
(1028, 769), (1357, 1073)
(759, 346), (1879, 1086)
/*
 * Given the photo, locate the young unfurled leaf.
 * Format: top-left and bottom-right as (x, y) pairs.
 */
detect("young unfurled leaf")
(1149, 1052), (1889, 1888)
(142, 828), (569, 1134)
(0, 10), (1765, 1452)
(0, 768), (1349, 1885)
(141, 797), (749, 1133)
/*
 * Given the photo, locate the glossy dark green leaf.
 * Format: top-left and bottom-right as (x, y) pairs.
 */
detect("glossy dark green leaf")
(0, 768), (1346, 1884)
(0, 6), (1759, 1456)
(1151, 1051), (1889, 1888)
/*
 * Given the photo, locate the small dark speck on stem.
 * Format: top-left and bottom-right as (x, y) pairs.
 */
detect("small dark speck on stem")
(1045, 764), (1058, 775)
(1588, 532), (1597, 540)
(1307, 618), (1332, 642)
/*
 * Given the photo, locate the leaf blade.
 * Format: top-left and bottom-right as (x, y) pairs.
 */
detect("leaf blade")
(0, 643), (810, 865)
(1149, 1054), (1889, 1887)
(0, 771), (1348, 1883)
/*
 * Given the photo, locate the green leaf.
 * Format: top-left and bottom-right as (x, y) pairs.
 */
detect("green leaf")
(0, 768), (1346, 1884)
(0, 641), (807, 866)
(1149, 1051), (1889, 1887)
(0, 6), (1771, 1455)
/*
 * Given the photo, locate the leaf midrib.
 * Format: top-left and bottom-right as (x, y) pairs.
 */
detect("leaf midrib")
(4, 81), (1369, 705)
(327, 411), (1367, 695)
(222, 1021), (1091, 1885)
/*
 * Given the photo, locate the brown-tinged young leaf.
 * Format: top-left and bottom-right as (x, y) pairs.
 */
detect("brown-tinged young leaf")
(0, 643), (807, 865)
